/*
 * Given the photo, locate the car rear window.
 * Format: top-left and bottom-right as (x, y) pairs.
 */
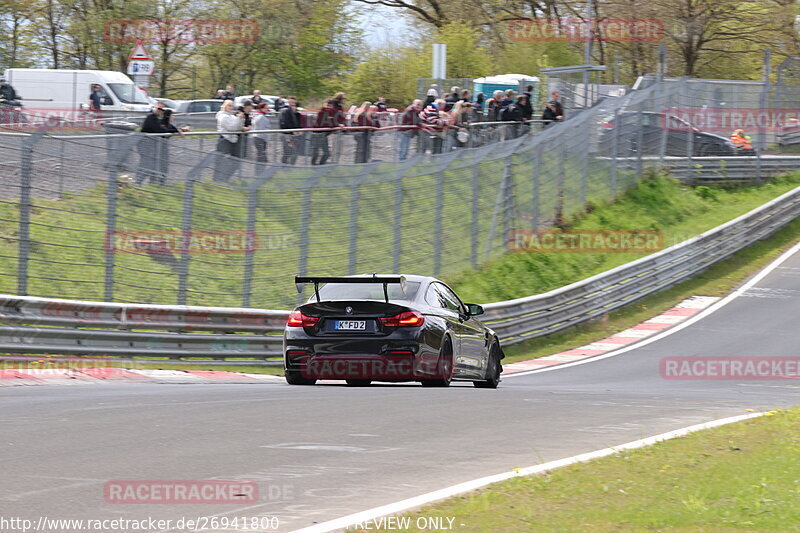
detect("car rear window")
(314, 281), (420, 302)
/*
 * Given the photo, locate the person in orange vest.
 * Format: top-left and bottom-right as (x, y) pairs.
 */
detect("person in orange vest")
(730, 128), (752, 150)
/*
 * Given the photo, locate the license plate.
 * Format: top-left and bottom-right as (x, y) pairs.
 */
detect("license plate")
(335, 320), (366, 331)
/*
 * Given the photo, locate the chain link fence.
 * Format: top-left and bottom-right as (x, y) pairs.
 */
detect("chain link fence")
(0, 76), (795, 310)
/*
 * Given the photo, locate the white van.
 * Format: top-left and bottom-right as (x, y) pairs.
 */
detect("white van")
(3, 69), (152, 112)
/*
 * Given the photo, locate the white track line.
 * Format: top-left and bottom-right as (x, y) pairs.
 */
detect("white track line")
(290, 412), (765, 533)
(504, 240), (800, 378)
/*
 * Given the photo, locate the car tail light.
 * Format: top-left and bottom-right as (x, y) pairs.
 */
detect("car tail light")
(380, 311), (425, 327)
(601, 121), (614, 129)
(287, 310), (319, 327)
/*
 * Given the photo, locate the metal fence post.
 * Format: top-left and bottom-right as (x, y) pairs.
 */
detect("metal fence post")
(470, 159), (480, 267)
(176, 152), (219, 305)
(393, 168), (404, 273)
(580, 125), (589, 205)
(242, 166), (279, 307)
(611, 108), (620, 197)
(531, 144), (541, 231)
(177, 176), (195, 306)
(434, 170), (444, 277)
(502, 158), (515, 246)
(103, 166), (119, 302)
(348, 170), (365, 275)
(17, 132), (42, 296)
(296, 169), (329, 304)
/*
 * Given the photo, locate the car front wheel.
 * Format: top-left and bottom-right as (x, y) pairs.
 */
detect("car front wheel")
(474, 342), (501, 389)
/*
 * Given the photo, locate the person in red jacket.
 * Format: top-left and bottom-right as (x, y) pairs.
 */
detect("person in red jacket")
(354, 102), (379, 163)
(399, 99), (422, 160)
(312, 99), (345, 165)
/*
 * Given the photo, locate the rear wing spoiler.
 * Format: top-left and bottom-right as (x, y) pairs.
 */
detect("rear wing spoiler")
(295, 275), (408, 303)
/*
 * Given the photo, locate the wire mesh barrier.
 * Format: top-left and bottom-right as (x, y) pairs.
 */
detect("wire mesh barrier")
(1, 180), (799, 363)
(0, 77), (798, 311)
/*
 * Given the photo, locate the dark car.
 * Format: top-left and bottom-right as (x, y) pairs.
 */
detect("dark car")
(283, 275), (504, 388)
(600, 111), (738, 157)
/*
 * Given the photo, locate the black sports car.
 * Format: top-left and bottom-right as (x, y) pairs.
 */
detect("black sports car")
(599, 111), (740, 157)
(283, 274), (504, 388)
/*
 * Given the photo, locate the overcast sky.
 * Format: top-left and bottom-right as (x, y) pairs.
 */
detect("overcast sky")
(353, 3), (416, 48)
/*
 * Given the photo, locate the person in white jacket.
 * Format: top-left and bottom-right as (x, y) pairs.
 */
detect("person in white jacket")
(214, 99), (245, 181)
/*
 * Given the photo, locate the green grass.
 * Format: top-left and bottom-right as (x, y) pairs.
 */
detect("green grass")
(364, 408), (800, 532)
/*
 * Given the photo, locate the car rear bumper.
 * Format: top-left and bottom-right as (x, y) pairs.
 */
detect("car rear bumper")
(284, 351), (445, 381)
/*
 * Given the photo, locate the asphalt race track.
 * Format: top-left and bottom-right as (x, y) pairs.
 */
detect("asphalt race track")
(3, 250), (800, 532)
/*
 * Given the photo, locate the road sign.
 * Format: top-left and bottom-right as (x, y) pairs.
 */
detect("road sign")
(129, 39), (151, 61)
(127, 60), (155, 76)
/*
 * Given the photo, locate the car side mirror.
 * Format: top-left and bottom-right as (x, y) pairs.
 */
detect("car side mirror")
(102, 96), (113, 106)
(465, 303), (484, 316)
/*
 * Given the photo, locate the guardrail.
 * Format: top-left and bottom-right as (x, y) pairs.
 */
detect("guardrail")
(2, 182), (799, 363)
(607, 155), (800, 184)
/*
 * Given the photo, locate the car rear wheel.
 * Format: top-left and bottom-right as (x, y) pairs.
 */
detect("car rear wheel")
(421, 337), (453, 388)
(474, 342), (501, 389)
(697, 144), (712, 157)
(346, 379), (372, 387)
(285, 371), (317, 386)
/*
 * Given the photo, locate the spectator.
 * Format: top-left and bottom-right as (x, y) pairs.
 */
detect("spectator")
(550, 90), (564, 119)
(450, 101), (473, 148)
(251, 90), (264, 105)
(460, 89), (472, 103)
(474, 92), (485, 120)
(523, 84), (534, 102)
(419, 99), (449, 154)
(375, 96), (388, 113)
(214, 99), (245, 181)
(399, 99), (423, 161)
(312, 98), (344, 165)
(136, 101), (169, 185)
(500, 89), (515, 107)
(424, 87), (438, 108)
(354, 101), (378, 164)
(224, 84), (236, 100)
(332, 92), (347, 113)
(273, 94), (287, 113)
(88, 84), (103, 112)
(498, 97), (523, 139)
(485, 98), (500, 122)
(253, 102), (272, 163)
(517, 94), (533, 121)
(151, 109), (187, 185)
(238, 100), (254, 158)
(0, 76), (20, 103)
(278, 96), (301, 165)
(444, 86), (460, 110)
(213, 89), (227, 100)
(541, 101), (559, 127)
